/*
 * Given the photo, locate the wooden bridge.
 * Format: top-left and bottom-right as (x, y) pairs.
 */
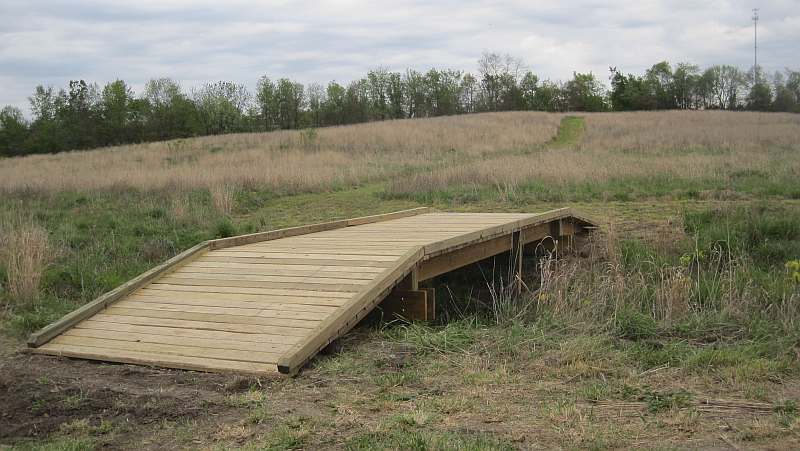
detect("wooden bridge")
(28, 207), (597, 375)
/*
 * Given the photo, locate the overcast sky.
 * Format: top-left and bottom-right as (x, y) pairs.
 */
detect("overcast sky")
(1, 0), (798, 112)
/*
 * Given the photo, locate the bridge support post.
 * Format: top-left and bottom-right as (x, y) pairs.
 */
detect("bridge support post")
(511, 230), (523, 296)
(379, 289), (431, 321)
(397, 266), (419, 290)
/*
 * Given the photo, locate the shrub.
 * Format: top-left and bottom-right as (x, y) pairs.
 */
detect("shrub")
(213, 218), (236, 238)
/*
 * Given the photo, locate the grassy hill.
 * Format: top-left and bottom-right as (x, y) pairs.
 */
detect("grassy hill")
(1, 111), (799, 449)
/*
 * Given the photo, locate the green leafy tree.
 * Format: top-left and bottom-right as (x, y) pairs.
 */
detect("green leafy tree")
(673, 63), (699, 109)
(26, 85), (65, 153)
(772, 71), (799, 112)
(142, 78), (200, 140)
(532, 80), (564, 112)
(403, 70), (426, 118)
(0, 106), (29, 156)
(275, 78), (304, 129)
(564, 72), (607, 111)
(344, 79), (369, 124)
(305, 83), (325, 127)
(256, 76), (279, 131)
(59, 80), (101, 150)
(100, 80), (144, 145)
(322, 82), (347, 125)
(193, 81), (250, 135)
(746, 82), (772, 111)
(387, 72), (405, 119)
(519, 71), (539, 110)
(645, 61), (675, 109)
(459, 73), (478, 113)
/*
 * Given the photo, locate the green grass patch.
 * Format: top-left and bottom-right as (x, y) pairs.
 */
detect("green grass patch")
(547, 115), (585, 148)
(684, 204), (800, 266)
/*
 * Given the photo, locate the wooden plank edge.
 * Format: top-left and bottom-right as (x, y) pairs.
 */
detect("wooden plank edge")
(27, 241), (211, 348)
(29, 346), (278, 376)
(422, 207), (598, 257)
(345, 207), (432, 226)
(276, 246), (424, 375)
(208, 207), (432, 250)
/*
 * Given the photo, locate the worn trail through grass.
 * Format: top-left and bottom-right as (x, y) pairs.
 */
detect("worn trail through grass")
(547, 115), (585, 148)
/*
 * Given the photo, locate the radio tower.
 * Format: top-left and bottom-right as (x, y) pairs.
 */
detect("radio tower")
(752, 8), (759, 84)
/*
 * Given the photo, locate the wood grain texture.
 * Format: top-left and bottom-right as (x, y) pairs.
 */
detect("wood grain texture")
(31, 207), (598, 377)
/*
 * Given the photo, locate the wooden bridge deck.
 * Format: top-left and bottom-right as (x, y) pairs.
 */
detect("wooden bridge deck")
(28, 207), (596, 375)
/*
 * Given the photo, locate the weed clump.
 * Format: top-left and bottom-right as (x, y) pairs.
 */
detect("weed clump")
(213, 218), (236, 238)
(614, 309), (658, 341)
(0, 219), (53, 308)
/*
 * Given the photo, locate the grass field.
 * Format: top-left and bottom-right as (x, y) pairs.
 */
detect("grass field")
(1, 111), (799, 449)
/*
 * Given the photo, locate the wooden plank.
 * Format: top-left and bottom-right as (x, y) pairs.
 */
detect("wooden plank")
(90, 313), (313, 336)
(49, 335), (281, 364)
(196, 255), (396, 267)
(165, 271), (372, 284)
(208, 251), (400, 262)
(267, 239), (434, 245)
(208, 207), (431, 249)
(521, 224), (551, 245)
(208, 220), (348, 250)
(417, 208), (587, 258)
(33, 343), (277, 374)
(185, 261), (386, 274)
(377, 290), (428, 321)
(147, 283), (354, 298)
(423, 287), (436, 320)
(345, 207), (433, 226)
(103, 306), (320, 329)
(27, 241), (210, 348)
(127, 294), (339, 313)
(156, 276), (364, 293)
(422, 222), (521, 256)
(62, 328), (292, 353)
(169, 266), (379, 280)
(134, 289), (348, 307)
(418, 234), (512, 280)
(276, 246), (424, 374)
(75, 320), (301, 345)
(320, 232), (463, 238)
(116, 300), (332, 321)
(233, 247), (409, 256)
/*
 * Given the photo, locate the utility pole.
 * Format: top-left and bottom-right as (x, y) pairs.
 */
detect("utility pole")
(752, 8), (759, 84)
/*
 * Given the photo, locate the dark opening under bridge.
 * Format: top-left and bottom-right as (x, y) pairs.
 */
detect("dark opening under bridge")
(28, 207), (597, 375)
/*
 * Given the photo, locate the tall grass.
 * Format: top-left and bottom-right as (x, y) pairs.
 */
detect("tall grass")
(210, 184), (237, 216)
(3, 111), (796, 203)
(0, 112), (561, 194)
(384, 111), (800, 201)
(0, 219), (53, 308)
(433, 205), (799, 337)
(527, 207), (800, 335)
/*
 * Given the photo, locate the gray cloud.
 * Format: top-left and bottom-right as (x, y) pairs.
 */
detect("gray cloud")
(1, 0), (797, 112)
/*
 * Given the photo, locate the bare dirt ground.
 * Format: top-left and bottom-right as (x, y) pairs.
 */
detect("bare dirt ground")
(2, 328), (799, 450)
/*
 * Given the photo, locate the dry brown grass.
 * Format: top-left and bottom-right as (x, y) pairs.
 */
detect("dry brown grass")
(2, 110), (796, 203)
(579, 110), (800, 152)
(386, 110), (800, 198)
(0, 112), (561, 194)
(210, 184), (237, 215)
(0, 219), (53, 307)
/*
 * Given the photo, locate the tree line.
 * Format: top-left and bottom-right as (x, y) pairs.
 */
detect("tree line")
(1, 52), (799, 157)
